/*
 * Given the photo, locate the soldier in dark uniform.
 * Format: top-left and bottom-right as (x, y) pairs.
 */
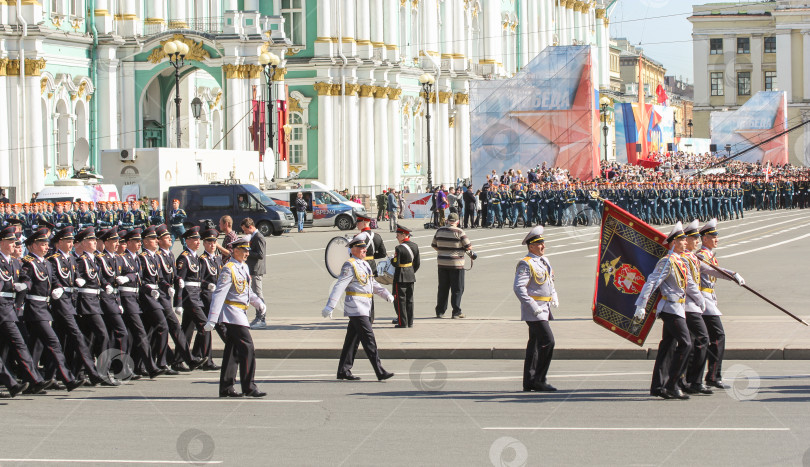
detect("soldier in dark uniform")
(0, 226), (47, 394)
(391, 224), (420, 328)
(765, 180), (777, 210)
(355, 214), (386, 323)
(487, 183), (502, 228)
(97, 202), (116, 228)
(76, 202), (96, 230)
(149, 200), (164, 226)
(512, 184), (527, 228)
(73, 227), (118, 385)
(137, 226), (173, 374)
(198, 228), (223, 370)
(95, 229), (129, 364)
(153, 225), (203, 372)
(20, 230), (84, 391)
(176, 227), (211, 368)
(118, 228), (165, 379)
(168, 199), (187, 244)
(119, 203), (135, 229)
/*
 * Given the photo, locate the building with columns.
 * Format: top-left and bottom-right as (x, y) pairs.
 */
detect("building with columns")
(689, 0), (810, 166)
(0, 0), (617, 201)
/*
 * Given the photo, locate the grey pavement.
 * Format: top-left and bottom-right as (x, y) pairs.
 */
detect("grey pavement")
(2, 359), (810, 465)
(228, 208), (810, 358)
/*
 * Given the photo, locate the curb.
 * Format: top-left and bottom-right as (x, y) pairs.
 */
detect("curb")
(212, 348), (808, 360)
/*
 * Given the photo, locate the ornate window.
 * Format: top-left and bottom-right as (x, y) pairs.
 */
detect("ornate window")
(287, 91), (311, 170)
(281, 0), (305, 46)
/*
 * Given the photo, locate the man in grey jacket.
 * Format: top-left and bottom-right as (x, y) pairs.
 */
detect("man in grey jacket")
(241, 218), (267, 329)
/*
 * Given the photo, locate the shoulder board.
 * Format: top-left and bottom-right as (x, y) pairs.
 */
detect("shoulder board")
(23, 255), (34, 262)
(181, 251), (189, 256)
(521, 256), (533, 262)
(139, 252), (148, 256)
(47, 253), (59, 260)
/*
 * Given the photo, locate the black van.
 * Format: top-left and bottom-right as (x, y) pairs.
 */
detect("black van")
(166, 183), (295, 237)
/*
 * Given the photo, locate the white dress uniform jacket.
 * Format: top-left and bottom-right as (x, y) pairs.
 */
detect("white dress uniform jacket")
(513, 253), (557, 322)
(635, 251), (703, 318)
(681, 251), (708, 315)
(695, 246), (736, 316)
(207, 258), (263, 327)
(326, 257), (392, 317)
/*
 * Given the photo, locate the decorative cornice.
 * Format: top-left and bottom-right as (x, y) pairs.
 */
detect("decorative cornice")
(420, 91), (436, 104)
(330, 84), (342, 96)
(168, 20), (189, 29)
(359, 84), (375, 98)
(314, 82), (332, 96)
(115, 14), (138, 20)
(438, 91), (453, 104)
(6, 59), (19, 76)
(222, 64), (263, 79)
(24, 58), (47, 76)
(288, 96), (303, 113)
(387, 88), (402, 100)
(144, 18), (165, 25)
(344, 83), (360, 96)
(373, 86), (389, 99)
(448, 116), (455, 128)
(595, 8), (606, 19)
(272, 67), (287, 81)
(0, 58), (8, 77)
(94, 9), (111, 16)
(147, 34), (210, 64)
(454, 92), (469, 105)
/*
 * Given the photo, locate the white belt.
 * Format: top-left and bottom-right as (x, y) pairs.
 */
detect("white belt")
(119, 286), (139, 293)
(78, 288), (100, 295)
(26, 295), (49, 302)
(185, 281), (201, 288)
(171, 223), (183, 227)
(0, 292), (14, 298)
(62, 287), (75, 293)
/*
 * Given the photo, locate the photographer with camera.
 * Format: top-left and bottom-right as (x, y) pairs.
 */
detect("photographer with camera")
(431, 213), (476, 319)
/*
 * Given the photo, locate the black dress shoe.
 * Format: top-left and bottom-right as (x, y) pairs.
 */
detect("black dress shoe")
(378, 372), (395, 381)
(706, 380), (728, 389)
(202, 363), (221, 371)
(244, 389), (267, 398)
(90, 375), (121, 387)
(337, 373), (361, 381)
(160, 367), (179, 376)
(65, 379), (85, 392)
(129, 373), (142, 381)
(685, 383), (713, 395)
(8, 382), (29, 398)
(391, 319), (399, 324)
(650, 388), (671, 399)
(189, 358), (207, 371)
(41, 379), (56, 390)
(393, 324), (407, 328)
(148, 368), (167, 379)
(665, 388), (690, 400)
(435, 313), (445, 318)
(534, 382), (557, 392)
(219, 389), (243, 398)
(171, 363), (192, 372)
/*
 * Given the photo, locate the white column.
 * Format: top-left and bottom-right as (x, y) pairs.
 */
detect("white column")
(358, 85), (375, 191)
(437, 91), (450, 186)
(169, 0), (187, 28)
(340, 0), (357, 57)
(315, 0), (333, 56)
(226, 74), (248, 151)
(483, 0), (501, 65)
(803, 32), (810, 101)
(387, 89), (402, 189)
(546, 0), (554, 48)
(455, 93), (471, 180)
(423, 0), (439, 59)
(751, 34), (763, 95)
(26, 73), (44, 192)
(776, 30), (793, 103)
(383, 0), (399, 61)
(316, 86), (335, 187)
(572, 6), (581, 44)
(370, 0), (384, 51)
(566, 4), (575, 45)
(244, 0), (259, 10)
(373, 87), (389, 189)
(97, 46), (119, 151)
(693, 37), (709, 107)
(557, 1), (566, 45)
(723, 35), (737, 107)
(453, 0), (465, 67)
(356, 0), (372, 58)
(0, 73), (8, 187)
(95, 0), (114, 34)
(345, 86), (360, 193)
(225, 0), (238, 10)
(120, 60), (137, 149)
(442, 0), (454, 63)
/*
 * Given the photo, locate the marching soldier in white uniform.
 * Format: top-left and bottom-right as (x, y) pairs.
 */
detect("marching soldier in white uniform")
(679, 220), (713, 395)
(634, 222), (704, 400)
(696, 218), (745, 389)
(513, 226), (559, 392)
(323, 235), (395, 381)
(204, 237), (267, 398)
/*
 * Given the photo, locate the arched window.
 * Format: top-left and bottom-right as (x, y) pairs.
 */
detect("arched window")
(288, 112), (306, 165)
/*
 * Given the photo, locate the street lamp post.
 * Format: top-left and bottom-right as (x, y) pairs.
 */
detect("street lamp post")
(418, 73), (435, 190)
(687, 119), (693, 138)
(258, 52), (281, 175)
(599, 96), (611, 162)
(163, 40), (190, 148)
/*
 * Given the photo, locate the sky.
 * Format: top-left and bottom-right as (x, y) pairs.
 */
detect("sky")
(608, 0), (710, 83)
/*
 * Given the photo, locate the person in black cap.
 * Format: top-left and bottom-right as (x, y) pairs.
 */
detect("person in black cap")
(204, 236), (267, 397)
(176, 226), (211, 370)
(137, 226), (173, 374)
(118, 228), (165, 379)
(20, 230), (84, 391)
(197, 228), (223, 370)
(390, 224), (420, 328)
(73, 228), (118, 386)
(49, 227), (111, 386)
(0, 226), (48, 395)
(355, 214), (386, 323)
(96, 228), (129, 370)
(322, 235), (395, 381)
(154, 224), (204, 372)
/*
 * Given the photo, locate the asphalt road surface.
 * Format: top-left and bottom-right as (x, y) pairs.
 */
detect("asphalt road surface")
(258, 208), (810, 321)
(2, 359), (810, 466)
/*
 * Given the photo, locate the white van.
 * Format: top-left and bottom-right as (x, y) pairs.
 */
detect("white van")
(36, 181), (120, 204)
(264, 182), (367, 231)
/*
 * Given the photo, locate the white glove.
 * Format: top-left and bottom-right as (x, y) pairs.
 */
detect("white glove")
(204, 321), (216, 332)
(146, 284), (157, 290)
(104, 284), (114, 295)
(51, 287), (64, 300)
(150, 289), (160, 300)
(206, 282), (216, 291)
(322, 306), (333, 319)
(174, 307), (184, 316)
(13, 283), (27, 292)
(258, 302), (267, 315)
(386, 295), (395, 303)
(118, 305), (124, 314)
(178, 278), (185, 289)
(115, 276), (129, 285)
(167, 287), (176, 299)
(733, 273), (745, 286)
(551, 292), (559, 308)
(75, 278), (86, 287)
(633, 306), (646, 322)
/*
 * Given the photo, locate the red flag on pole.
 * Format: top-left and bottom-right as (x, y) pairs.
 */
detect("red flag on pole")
(656, 84), (668, 105)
